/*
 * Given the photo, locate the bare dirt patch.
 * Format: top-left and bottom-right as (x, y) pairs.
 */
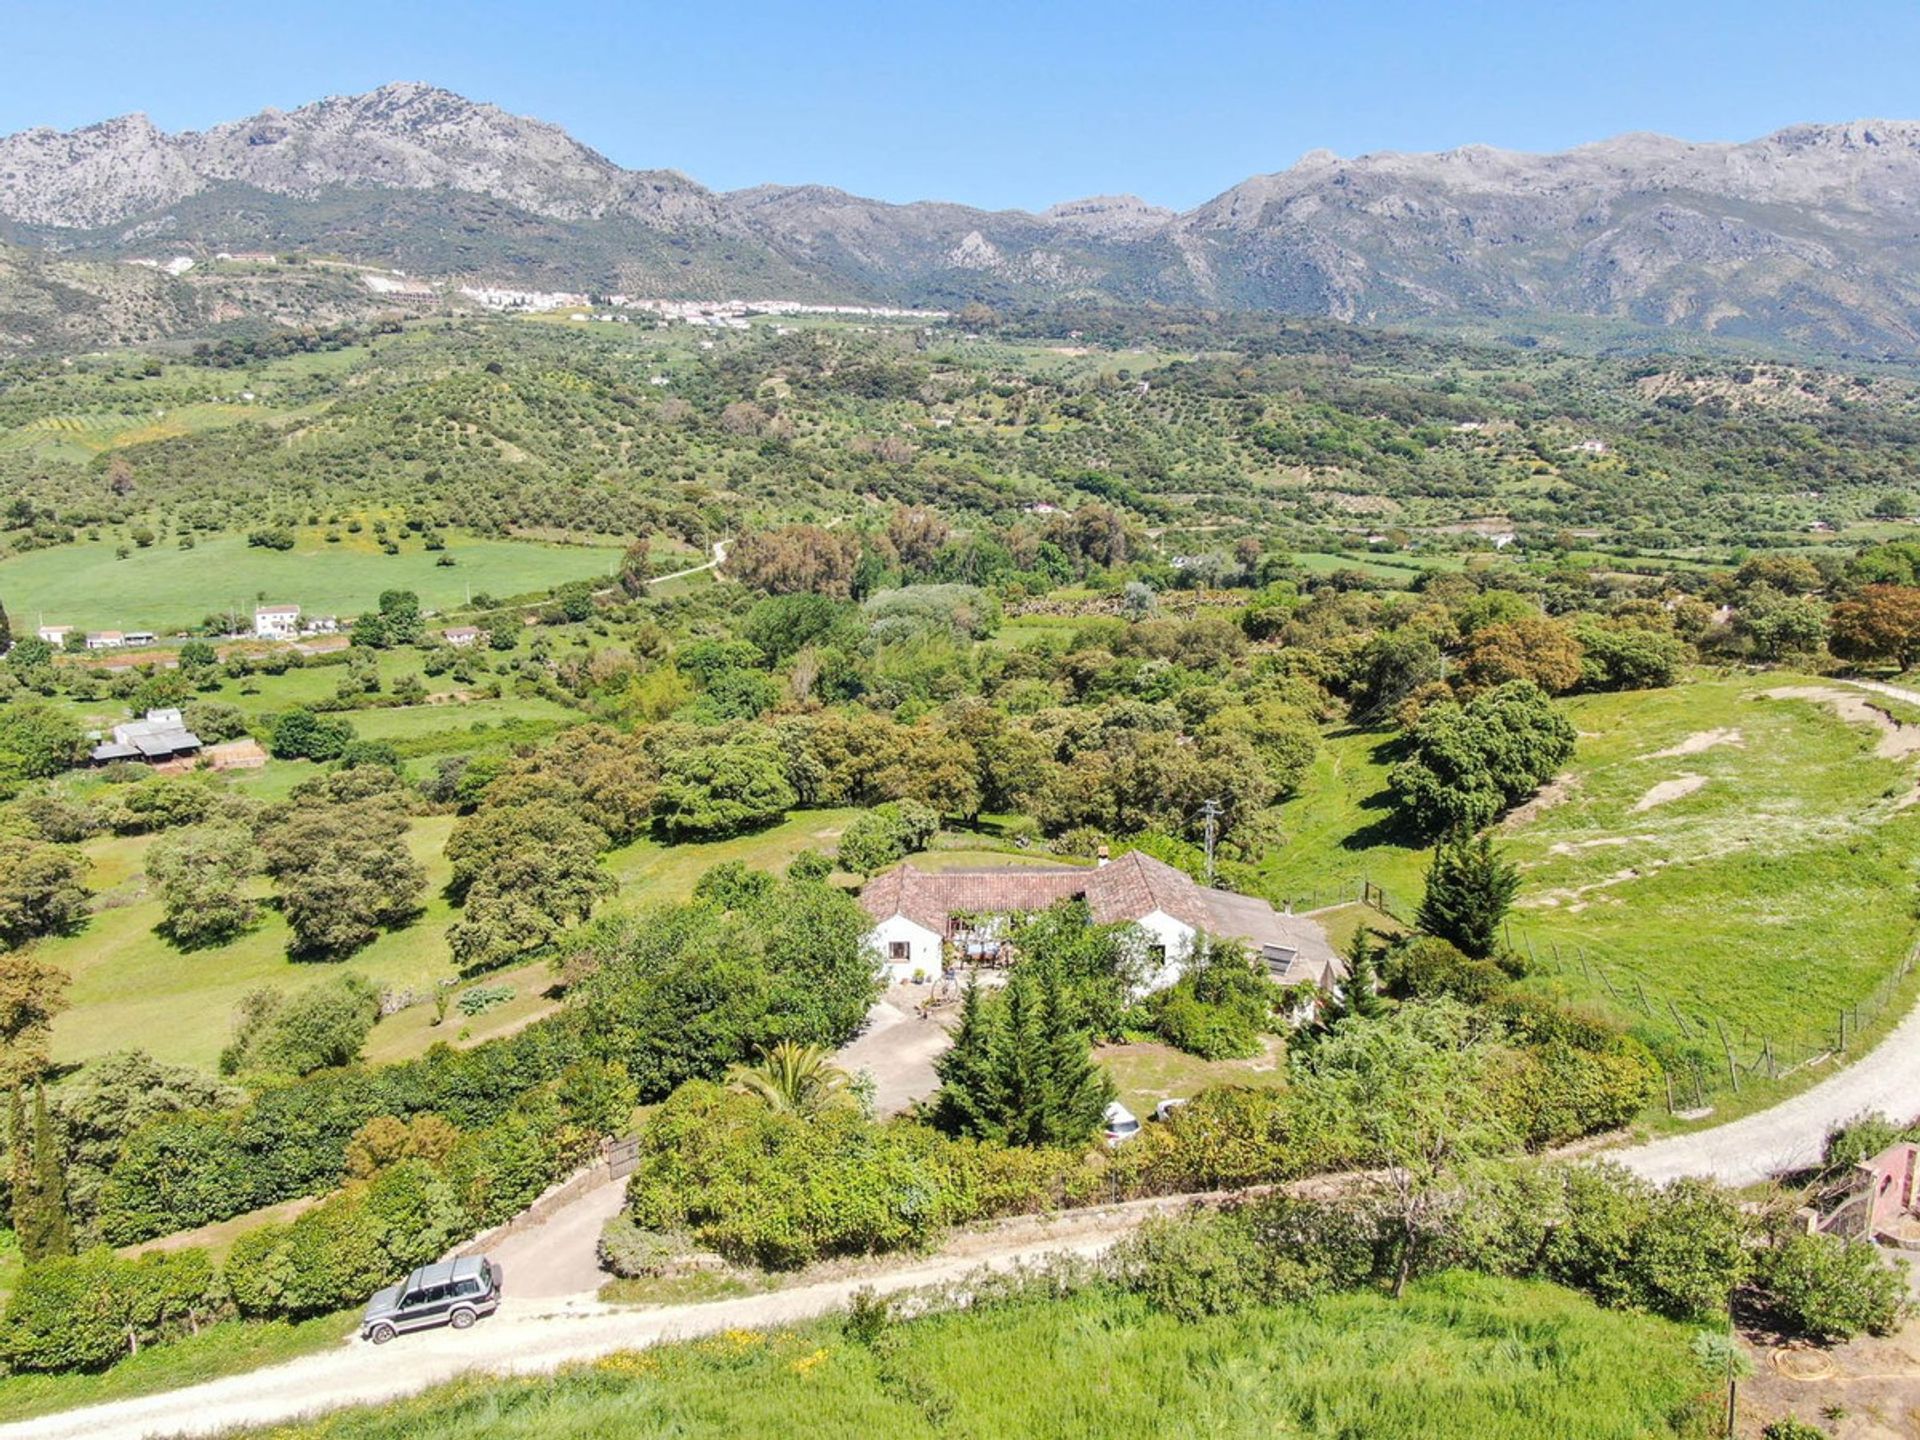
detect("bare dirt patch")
(1631, 773), (1708, 812)
(1522, 861), (1670, 912)
(1500, 772), (1577, 831)
(1546, 836), (1641, 857)
(1743, 1305), (1920, 1438)
(1765, 686), (1920, 760)
(1647, 727), (1744, 759)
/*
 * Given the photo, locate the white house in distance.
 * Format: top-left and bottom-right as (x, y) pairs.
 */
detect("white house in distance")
(441, 626), (482, 648)
(86, 631), (125, 650)
(858, 849), (1344, 992)
(89, 708), (202, 765)
(36, 624), (72, 646)
(254, 603), (301, 640)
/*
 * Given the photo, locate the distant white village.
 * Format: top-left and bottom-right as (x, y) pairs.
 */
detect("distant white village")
(116, 251), (949, 330)
(452, 286), (948, 327)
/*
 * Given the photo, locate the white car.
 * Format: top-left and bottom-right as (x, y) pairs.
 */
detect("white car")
(1102, 1101), (1141, 1146)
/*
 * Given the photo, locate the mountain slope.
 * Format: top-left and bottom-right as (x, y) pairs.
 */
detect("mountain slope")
(4, 86), (1920, 351)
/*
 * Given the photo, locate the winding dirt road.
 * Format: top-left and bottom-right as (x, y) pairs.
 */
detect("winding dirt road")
(0, 1196), (1191, 1440)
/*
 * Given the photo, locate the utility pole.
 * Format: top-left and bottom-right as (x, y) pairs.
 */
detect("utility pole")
(1200, 798), (1222, 888)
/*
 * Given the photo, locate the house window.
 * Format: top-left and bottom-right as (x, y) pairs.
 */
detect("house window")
(1147, 944), (1168, 968)
(889, 941), (911, 961)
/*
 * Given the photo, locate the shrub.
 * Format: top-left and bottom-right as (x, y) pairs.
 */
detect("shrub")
(1145, 944), (1272, 1060)
(1755, 1233), (1911, 1341)
(1819, 1113), (1911, 1177)
(786, 849), (834, 883)
(225, 1160), (463, 1320)
(1542, 1166), (1748, 1323)
(835, 799), (940, 875)
(1116, 1197), (1380, 1321)
(598, 1213), (694, 1279)
(456, 984), (516, 1017)
(628, 1082), (1026, 1268)
(1761, 1421), (1831, 1440)
(95, 1013), (597, 1243)
(0, 1247), (215, 1372)
(1382, 936), (1506, 1004)
(220, 975), (382, 1077)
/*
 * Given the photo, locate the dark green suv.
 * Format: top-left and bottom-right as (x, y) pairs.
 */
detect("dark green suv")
(360, 1256), (503, 1344)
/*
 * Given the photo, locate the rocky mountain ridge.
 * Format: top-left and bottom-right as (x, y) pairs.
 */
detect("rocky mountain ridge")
(5, 84), (1920, 351)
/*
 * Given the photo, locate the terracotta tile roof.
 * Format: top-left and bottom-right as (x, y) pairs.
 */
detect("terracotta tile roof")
(857, 852), (1345, 988)
(857, 865), (1088, 933)
(1081, 851), (1214, 931)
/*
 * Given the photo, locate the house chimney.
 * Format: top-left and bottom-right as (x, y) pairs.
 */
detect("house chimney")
(1096, 845), (1110, 867)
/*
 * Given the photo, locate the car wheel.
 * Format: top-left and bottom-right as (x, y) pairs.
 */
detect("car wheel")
(449, 1307), (476, 1330)
(368, 1323), (396, 1346)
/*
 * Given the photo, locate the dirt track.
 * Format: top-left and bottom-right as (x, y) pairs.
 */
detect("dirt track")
(0, 1196), (1196, 1440)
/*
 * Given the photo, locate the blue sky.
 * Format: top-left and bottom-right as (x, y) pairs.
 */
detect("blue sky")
(7, 1), (1918, 210)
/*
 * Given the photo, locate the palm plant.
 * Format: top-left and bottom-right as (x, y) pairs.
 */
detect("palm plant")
(728, 1041), (852, 1116)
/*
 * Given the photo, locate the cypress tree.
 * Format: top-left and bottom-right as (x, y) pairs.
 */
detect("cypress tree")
(931, 978), (1004, 1140)
(997, 964), (1050, 1146)
(1417, 832), (1521, 960)
(32, 1083), (70, 1258)
(1347, 931), (1387, 1020)
(0, 597), (12, 656)
(6, 1084), (30, 1242)
(931, 963), (1114, 1149)
(18, 1083), (71, 1261)
(1036, 956), (1114, 1146)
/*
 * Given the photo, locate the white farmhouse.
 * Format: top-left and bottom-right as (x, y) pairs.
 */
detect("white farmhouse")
(254, 604), (301, 640)
(858, 850), (1343, 993)
(36, 624), (72, 646)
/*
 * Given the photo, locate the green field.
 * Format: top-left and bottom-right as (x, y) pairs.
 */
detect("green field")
(46, 805), (868, 1074)
(217, 1273), (1712, 1440)
(1259, 670), (1920, 1072)
(44, 816), (464, 1070)
(0, 530), (618, 633)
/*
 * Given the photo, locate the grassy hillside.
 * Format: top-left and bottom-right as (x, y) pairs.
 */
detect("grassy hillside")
(210, 1274), (1715, 1440)
(1262, 670), (1920, 1079)
(0, 529), (616, 633)
(44, 805), (865, 1074)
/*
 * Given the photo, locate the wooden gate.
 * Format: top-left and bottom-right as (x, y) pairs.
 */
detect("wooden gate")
(606, 1135), (640, 1179)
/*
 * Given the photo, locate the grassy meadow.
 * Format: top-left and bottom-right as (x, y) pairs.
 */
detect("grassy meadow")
(1261, 669), (1920, 1070)
(44, 799), (868, 1074)
(0, 529), (618, 633)
(215, 1273), (1716, 1440)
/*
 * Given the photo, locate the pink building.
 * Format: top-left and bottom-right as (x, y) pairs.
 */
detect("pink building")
(1858, 1142), (1919, 1238)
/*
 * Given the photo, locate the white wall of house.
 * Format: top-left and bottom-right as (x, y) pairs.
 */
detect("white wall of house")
(1132, 911), (1199, 994)
(867, 915), (944, 984)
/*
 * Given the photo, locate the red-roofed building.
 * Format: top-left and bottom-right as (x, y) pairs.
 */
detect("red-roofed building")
(859, 850), (1343, 992)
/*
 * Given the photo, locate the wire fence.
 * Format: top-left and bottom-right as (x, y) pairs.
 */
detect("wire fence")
(1283, 877), (1409, 920)
(1295, 875), (1920, 1116)
(1507, 923), (1920, 1112)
